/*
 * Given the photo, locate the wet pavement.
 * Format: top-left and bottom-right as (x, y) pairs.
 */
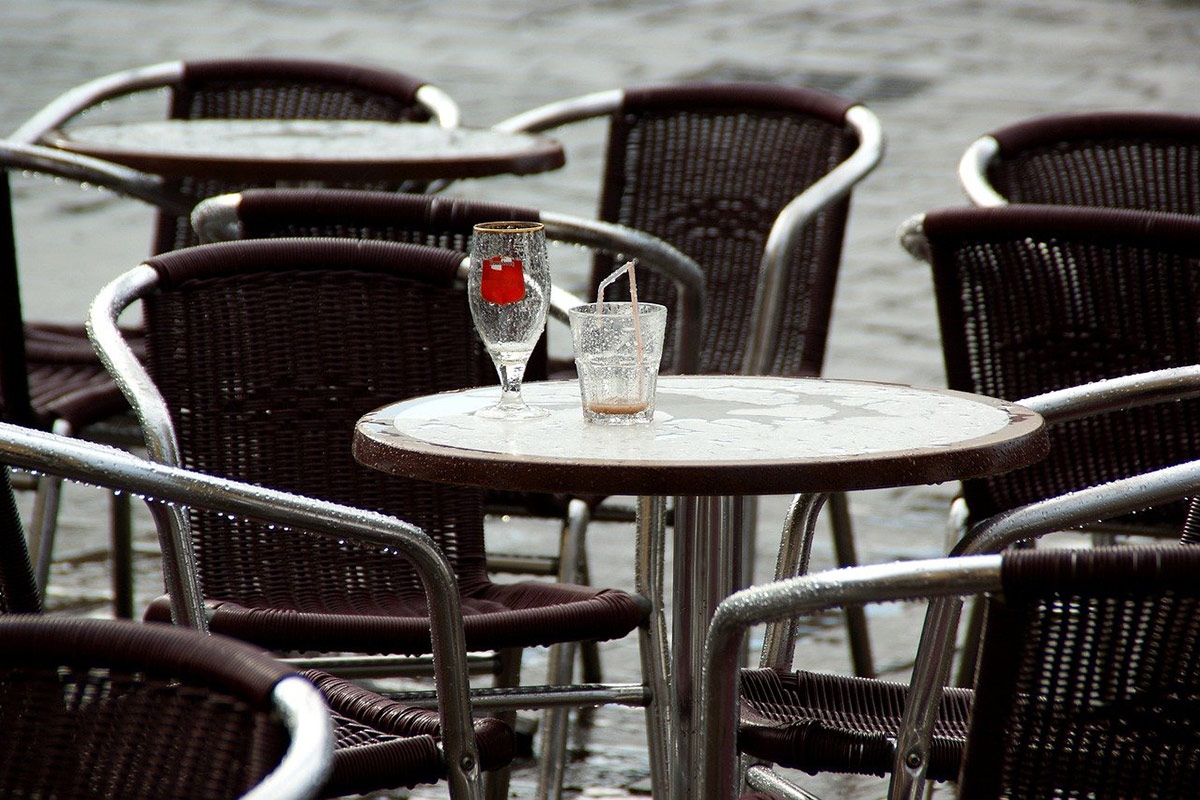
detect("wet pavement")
(3, 0), (1199, 796)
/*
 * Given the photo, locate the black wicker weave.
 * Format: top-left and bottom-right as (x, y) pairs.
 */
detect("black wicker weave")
(590, 82), (860, 377)
(925, 205), (1200, 532)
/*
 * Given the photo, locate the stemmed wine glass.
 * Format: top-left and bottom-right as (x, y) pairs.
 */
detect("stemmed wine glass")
(467, 220), (551, 418)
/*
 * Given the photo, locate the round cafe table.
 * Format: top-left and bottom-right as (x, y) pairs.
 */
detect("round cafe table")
(353, 375), (1048, 800)
(46, 118), (566, 182)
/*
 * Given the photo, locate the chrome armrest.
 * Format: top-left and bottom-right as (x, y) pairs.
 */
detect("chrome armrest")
(9, 60), (185, 144)
(0, 140), (192, 217)
(0, 421), (484, 799)
(491, 89), (623, 134)
(958, 135), (1008, 207)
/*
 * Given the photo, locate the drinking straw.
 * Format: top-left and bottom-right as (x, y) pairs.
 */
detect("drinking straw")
(595, 261), (646, 397)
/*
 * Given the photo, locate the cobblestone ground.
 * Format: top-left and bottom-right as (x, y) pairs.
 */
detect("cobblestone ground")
(3, 0), (1198, 797)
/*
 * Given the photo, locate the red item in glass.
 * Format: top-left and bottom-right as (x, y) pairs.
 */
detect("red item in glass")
(481, 256), (526, 305)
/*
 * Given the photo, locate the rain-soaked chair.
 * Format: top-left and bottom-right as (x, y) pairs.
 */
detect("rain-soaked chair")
(901, 205), (1200, 540)
(701, 538), (1200, 800)
(0, 421), (512, 800)
(189, 186), (702, 573)
(9, 56), (460, 253)
(87, 237), (651, 800)
(958, 110), (1200, 210)
(0, 140), (194, 614)
(189, 186), (702, 794)
(0, 615), (333, 800)
(693, 366), (1200, 799)
(496, 81), (885, 675)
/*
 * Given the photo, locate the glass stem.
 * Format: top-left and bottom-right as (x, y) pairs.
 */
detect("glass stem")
(495, 360), (529, 409)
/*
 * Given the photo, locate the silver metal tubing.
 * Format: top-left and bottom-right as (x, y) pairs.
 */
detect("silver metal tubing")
(958, 456), (1200, 558)
(192, 193), (245, 243)
(0, 420), (485, 799)
(957, 135), (1007, 207)
(758, 492), (827, 670)
(744, 765), (823, 800)
(9, 60), (186, 143)
(491, 89), (624, 134)
(743, 104), (885, 375)
(416, 84), (461, 129)
(697, 555), (1004, 800)
(896, 212), (930, 262)
(282, 653), (501, 679)
(636, 495), (672, 800)
(541, 212), (706, 373)
(673, 495), (752, 799)
(1019, 365), (1200, 425)
(0, 140), (192, 217)
(245, 675), (335, 800)
(381, 683), (650, 711)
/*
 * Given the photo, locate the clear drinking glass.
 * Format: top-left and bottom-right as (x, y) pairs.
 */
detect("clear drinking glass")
(468, 221), (551, 418)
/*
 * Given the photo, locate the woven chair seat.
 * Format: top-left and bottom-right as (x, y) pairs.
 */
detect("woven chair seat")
(302, 668), (514, 796)
(146, 583), (647, 656)
(23, 322), (146, 430)
(738, 668), (973, 782)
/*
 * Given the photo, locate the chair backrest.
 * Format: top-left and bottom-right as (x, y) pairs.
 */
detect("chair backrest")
(190, 186), (708, 374)
(10, 58), (456, 254)
(959, 110), (1200, 210)
(916, 204), (1200, 529)
(192, 187), (551, 381)
(159, 58), (455, 252)
(97, 238), (496, 630)
(959, 545), (1200, 799)
(0, 615), (332, 799)
(500, 82), (882, 376)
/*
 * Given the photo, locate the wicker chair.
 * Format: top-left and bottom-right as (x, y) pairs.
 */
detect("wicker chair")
(701, 540), (1200, 800)
(189, 186), (701, 571)
(188, 186), (701, 794)
(87, 237), (650, 799)
(0, 140), (194, 614)
(0, 421), (513, 799)
(496, 81), (884, 676)
(0, 615), (332, 800)
(900, 205), (1200, 538)
(958, 110), (1200, 210)
(9, 56), (460, 253)
(696, 367), (1200, 799)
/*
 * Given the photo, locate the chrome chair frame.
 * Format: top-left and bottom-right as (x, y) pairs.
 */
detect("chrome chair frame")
(88, 244), (665, 800)
(699, 366), (1200, 800)
(496, 85), (885, 678)
(0, 420), (480, 799)
(8, 59), (459, 146)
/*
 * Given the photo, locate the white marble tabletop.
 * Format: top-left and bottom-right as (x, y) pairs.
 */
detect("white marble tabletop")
(354, 375), (1048, 497)
(48, 119), (565, 181)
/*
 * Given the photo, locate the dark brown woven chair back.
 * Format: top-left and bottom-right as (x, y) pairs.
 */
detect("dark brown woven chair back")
(0, 616), (294, 799)
(141, 238), (492, 651)
(985, 111), (1200, 212)
(225, 188), (549, 383)
(927, 205), (1200, 530)
(593, 83), (859, 376)
(0, 467), (40, 614)
(157, 58), (435, 253)
(960, 545), (1200, 799)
